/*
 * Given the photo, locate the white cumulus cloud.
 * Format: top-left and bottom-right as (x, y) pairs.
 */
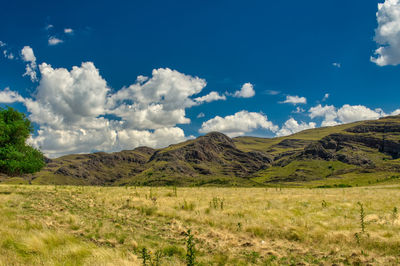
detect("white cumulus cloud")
(337, 104), (382, 123)
(233, 82), (255, 98)
(281, 95), (307, 104)
(199, 110), (278, 137)
(108, 67), (207, 129)
(1, 63), (216, 157)
(48, 37), (63, 46)
(276, 118), (316, 137)
(0, 87), (24, 103)
(194, 91), (226, 103)
(371, 0), (400, 66)
(308, 104), (395, 126)
(309, 104), (339, 127)
(21, 46), (38, 82)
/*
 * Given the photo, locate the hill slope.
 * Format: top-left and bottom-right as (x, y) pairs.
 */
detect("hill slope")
(2, 115), (400, 186)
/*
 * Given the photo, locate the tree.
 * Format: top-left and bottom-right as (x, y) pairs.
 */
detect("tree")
(0, 107), (45, 175)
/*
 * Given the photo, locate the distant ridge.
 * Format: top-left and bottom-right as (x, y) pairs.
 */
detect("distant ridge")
(2, 115), (400, 187)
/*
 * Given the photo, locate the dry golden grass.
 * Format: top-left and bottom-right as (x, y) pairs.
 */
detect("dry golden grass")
(0, 184), (399, 265)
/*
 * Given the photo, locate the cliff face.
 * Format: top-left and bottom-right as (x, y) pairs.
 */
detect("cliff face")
(3, 115), (400, 186)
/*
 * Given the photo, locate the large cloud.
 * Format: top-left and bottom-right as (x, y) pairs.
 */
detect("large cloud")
(108, 68), (207, 129)
(337, 105), (382, 123)
(308, 104), (394, 126)
(371, 0), (400, 66)
(0, 59), (214, 157)
(276, 118), (316, 137)
(199, 110), (278, 137)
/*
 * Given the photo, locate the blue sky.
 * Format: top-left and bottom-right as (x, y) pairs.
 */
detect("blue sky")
(1, 0), (400, 157)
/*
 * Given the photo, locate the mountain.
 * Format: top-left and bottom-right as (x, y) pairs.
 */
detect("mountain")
(2, 115), (400, 187)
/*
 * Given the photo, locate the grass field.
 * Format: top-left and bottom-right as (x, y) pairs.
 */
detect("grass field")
(0, 185), (399, 265)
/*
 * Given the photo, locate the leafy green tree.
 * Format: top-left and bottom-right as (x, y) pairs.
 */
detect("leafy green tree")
(0, 107), (45, 175)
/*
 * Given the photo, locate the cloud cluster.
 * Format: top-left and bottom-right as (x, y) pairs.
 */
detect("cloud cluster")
(0, 41), (15, 60)
(281, 95), (307, 104)
(371, 0), (400, 66)
(309, 104), (398, 126)
(1, 58), (226, 157)
(21, 46), (37, 82)
(199, 110), (278, 137)
(276, 118), (316, 137)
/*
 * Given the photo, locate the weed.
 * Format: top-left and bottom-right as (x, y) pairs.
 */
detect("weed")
(210, 197), (224, 210)
(140, 206), (157, 216)
(354, 232), (361, 245)
(151, 197), (157, 205)
(185, 229), (196, 266)
(244, 251), (260, 264)
(392, 207), (398, 225)
(181, 200), (195, 211)
(357, 202), (366, 233)
(141, 248), (151, 265)
(237, 222), (242, 231)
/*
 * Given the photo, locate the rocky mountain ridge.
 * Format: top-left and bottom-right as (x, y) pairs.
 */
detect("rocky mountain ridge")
(2, 115), (400, 186)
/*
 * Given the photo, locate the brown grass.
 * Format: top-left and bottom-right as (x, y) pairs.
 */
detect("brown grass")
(0, 185), (399, 265)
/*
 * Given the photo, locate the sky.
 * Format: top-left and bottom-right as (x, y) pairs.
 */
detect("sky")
(1, 0), (400, 157)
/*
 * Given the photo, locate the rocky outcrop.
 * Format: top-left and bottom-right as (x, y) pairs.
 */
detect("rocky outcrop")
(346, 122), (400, 133)
(320, 133), (400, 159)
(149, 132), (273, 177)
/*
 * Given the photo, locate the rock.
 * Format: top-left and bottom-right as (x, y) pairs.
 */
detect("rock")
(303, 142), (334, 160)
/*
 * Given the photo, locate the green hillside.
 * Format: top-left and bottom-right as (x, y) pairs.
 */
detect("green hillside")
(1, 115), (400, 187)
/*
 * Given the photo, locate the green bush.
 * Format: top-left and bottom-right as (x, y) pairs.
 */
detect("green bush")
(0, 107), (45, 175)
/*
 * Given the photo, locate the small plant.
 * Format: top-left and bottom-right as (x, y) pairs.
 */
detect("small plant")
(141, 248), (163, 266)
(392, 207), (398, 225)
(141, 248), (151, 265)
(321, 200), (327, 208)
(185, 229), (196, 266)
(237, 222), (242, 231)
(210, 197), (224, 210)
(354, 232), (360, 245)
(151, 197), (157, 205)
(181, 200), (195, 211)
(357, 202), (366, 233)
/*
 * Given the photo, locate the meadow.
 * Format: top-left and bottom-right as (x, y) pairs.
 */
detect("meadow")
(0, 185), (399, 265)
